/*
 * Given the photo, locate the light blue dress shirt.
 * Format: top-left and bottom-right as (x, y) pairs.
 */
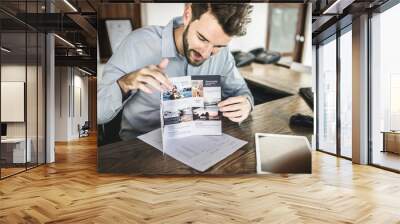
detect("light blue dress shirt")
(98, 17), (254, 140)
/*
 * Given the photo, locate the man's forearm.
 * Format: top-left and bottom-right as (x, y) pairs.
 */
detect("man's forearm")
(97, 81), (125, 124)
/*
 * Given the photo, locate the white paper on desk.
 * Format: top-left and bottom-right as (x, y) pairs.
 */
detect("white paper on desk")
(137, 128), (163, 150)
(137, 128), (248, 172)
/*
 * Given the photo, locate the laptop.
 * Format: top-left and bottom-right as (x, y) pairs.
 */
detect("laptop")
(255, 133), (312, 174)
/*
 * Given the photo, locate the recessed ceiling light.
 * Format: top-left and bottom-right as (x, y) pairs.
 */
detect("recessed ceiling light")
(1, 47), (11, 53)
(54, 34), (75, 48)
(63, 0), (78, 12)
(323, 0), (354, 15)
(78, 67), (92, 76)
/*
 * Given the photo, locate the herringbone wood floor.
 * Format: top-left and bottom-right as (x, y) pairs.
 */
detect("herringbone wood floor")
(1, 134), (400, 224)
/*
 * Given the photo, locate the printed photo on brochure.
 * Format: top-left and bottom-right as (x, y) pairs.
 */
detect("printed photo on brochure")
(161, 75), (222, 140)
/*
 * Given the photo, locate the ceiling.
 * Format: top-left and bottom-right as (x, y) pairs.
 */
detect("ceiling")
(312, 0), (391, 44)
(0, 0), (98, 74)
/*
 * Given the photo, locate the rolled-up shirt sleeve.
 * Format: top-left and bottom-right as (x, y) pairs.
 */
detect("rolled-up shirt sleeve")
(97, 33), (139, 125)
(220, 50), (255, 110)
(97, 64), (137, 125)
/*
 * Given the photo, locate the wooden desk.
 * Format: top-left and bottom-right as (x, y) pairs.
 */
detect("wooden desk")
(381, 131), (400, 154)
(239, 63), (312, 95)
(1, 138), (32, 166)
(98, 95), (313, 175)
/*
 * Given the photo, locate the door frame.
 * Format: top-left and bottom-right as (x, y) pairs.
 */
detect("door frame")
(266, 3), (307, 62)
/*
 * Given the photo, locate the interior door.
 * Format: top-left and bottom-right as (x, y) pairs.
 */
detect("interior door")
(266, 3), (306, 63)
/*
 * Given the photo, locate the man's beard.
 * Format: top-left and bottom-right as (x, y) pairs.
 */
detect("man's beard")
(183, 23), (206, 67)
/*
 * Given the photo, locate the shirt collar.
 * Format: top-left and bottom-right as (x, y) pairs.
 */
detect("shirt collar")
(161, 16), (184, 59)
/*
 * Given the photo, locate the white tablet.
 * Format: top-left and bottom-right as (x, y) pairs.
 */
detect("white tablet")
(255, 133), (312, 174)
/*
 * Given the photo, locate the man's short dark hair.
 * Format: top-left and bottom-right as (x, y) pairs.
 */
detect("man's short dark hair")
(190, 3), (253, 37)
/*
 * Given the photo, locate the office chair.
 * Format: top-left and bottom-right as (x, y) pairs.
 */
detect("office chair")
(79, 121), (90, 138)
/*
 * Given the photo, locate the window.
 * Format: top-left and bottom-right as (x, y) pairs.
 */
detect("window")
(339, 28), (352, 158)
(0, 1), (47, 179)
(370, 3), (400, 171)
(317, 36), (337, 154)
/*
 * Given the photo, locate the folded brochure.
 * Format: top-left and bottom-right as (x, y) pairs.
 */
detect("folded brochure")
(161, 75), (222, 140)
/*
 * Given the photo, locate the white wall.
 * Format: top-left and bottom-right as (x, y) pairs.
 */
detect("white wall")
(229, 3), (268, 52)
(1, 64), (46, 164)
(54, 67), (89, 141)
(1, 65), (41, 137)
(1, 65), (27, 139)
(141, 3), (184, 26)
(72, 73), (89, 138)
(54, 66), (68, 141)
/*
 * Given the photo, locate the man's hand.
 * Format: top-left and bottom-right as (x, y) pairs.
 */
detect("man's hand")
(118, 58), (173, 94)
(218, 95), (251, 123)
